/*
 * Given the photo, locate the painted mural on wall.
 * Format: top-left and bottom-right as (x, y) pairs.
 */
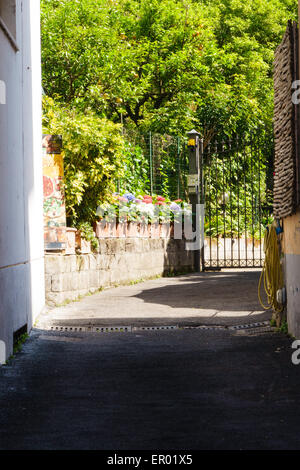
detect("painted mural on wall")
(42, 134), (67, 250)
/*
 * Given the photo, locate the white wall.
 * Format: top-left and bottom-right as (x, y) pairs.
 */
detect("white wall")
(0, 0), (44, 361)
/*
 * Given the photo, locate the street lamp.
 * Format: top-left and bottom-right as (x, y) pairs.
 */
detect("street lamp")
(187, 129), (204, 271)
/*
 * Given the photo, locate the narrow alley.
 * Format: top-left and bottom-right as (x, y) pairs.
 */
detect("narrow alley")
(0, 271), (298, 450)
(1, 0), (300, 456)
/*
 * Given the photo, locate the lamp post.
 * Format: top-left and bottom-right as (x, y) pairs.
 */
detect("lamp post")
(187, 129), (204, 271)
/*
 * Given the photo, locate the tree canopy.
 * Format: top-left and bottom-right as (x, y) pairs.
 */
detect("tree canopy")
(41, 0), (298, 137)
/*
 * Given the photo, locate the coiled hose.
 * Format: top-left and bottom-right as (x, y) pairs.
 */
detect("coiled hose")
(258, 223), (284, 316)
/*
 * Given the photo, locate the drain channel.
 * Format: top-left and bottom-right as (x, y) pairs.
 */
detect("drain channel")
(183, 321), (271, 331)
(234, 326), (277, 336)
(48, 320), (272, 334)
(50, 325), (132, 333)
(134, 325), (178, 331)
(228, 321), (270, 331)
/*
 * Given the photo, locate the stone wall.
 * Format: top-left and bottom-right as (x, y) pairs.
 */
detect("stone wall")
(273, 21), (299, 218)
(45, 238), (194, 306)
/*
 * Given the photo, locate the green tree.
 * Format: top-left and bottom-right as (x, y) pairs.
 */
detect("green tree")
(41, 0), (214, 134)
(41, 0), (298, 138)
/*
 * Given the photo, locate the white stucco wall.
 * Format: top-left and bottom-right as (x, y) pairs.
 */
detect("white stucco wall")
(0, 0), (44, 361)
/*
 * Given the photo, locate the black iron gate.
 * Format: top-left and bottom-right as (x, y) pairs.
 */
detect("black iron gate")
(202, 129), (274, 270)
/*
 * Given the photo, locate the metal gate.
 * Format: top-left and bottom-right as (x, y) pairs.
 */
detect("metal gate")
(202, 129), (274, 270)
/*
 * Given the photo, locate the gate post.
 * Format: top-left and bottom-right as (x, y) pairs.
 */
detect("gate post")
(187, 130), (204, 272)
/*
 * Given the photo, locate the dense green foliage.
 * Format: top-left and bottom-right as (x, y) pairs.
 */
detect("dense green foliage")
(43, 96), (125, 223)
(41, 0), (298, 225)
(41, 0), (298, 136)
(119, 139), (151, 195)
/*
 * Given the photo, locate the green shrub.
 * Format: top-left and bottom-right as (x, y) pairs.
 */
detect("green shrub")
(43, 96), (125, 225)
(77, 222), (99, 252)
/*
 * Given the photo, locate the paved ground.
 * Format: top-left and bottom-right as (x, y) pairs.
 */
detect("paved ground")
(38, 269), (270, 329)
(1, 270), (299, 451)
(0, 327), (299, 450)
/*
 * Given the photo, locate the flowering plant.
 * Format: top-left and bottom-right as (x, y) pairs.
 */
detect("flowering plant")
(96, 192), (189, 225)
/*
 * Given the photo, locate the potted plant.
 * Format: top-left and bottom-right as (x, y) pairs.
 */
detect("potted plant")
(76, 222), (99, 253)
(139, 216), (148, 238)
(66, 227), (77, 254)
(125, 202), (139, 237)
(159, 202), (171, 238)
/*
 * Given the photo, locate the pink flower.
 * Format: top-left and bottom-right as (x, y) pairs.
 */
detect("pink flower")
(143, 195), (153, 203)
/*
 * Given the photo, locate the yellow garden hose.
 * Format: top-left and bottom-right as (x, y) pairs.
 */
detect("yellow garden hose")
(258, 223), (284, 316)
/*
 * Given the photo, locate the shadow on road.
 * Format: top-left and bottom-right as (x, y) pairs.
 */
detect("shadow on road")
(134, 271), (266, 312)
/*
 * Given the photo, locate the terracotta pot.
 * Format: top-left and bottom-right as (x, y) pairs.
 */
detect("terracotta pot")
(108, 221), (117, 238)
(75, 231), (91, 253)
(65, 227), (77, 254)
(139, 222), (148, 238)
(116, 221), (126, 238)
(127, 221), (139, 238)
(160, 223), (171, 239)
(80, 238), (91, 253)
(95, 220), (109, 238)
(150, 223), (160, 239)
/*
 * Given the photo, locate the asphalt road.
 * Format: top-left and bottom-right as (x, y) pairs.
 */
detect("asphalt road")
(0, 327), (299, 450)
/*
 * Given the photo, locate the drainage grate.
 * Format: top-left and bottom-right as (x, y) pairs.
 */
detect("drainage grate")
(49, 324), (178, 333)
(92, 326), (132, 333)
(228, 321), (270, 331)
(133, 325), (179, 331)
(183, 321), (272, 332)
(48, 321), (273, 334)
(50, 325), (87, 332)
(235, 326), (277, 336)
(183, 325), (226, 331)
(50, 325), (132, 333)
